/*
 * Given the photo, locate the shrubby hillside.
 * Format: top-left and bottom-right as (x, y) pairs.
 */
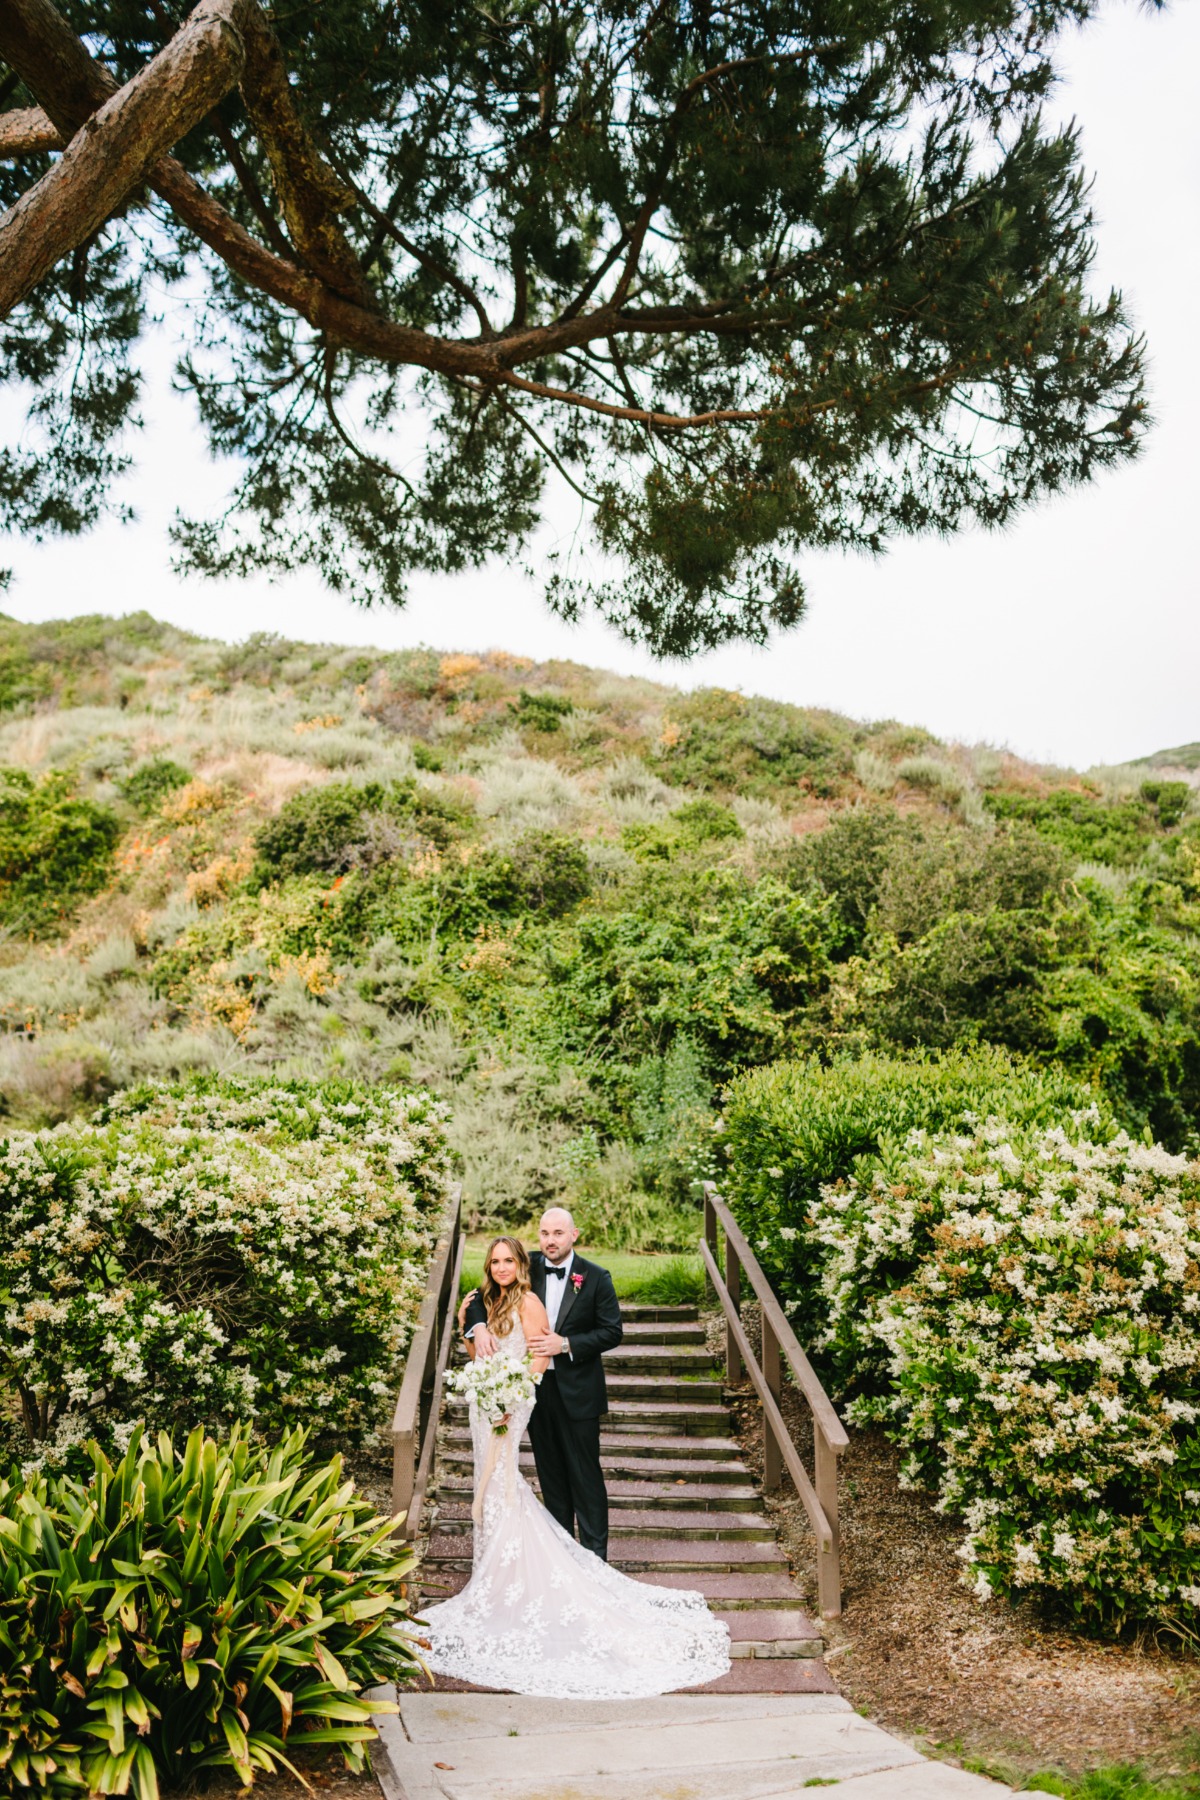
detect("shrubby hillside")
(1, 610), (1197, 1245)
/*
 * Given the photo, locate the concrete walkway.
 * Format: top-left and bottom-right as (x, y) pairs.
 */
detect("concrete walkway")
(371, 1691), (1015, 1799)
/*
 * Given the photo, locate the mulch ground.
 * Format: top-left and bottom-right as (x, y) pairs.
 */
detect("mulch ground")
(715, 1302), (1200, 1784)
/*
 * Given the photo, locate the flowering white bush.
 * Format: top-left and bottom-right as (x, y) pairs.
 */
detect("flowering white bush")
(0, 1076), (453, 1466)
(446, 1353), (538, 1434)
(801, 1118), (1200, 1630)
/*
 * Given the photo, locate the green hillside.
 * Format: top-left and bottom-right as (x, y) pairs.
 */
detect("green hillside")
(1138, 740), (1200, 771)
(2, 610), (1198, 1241)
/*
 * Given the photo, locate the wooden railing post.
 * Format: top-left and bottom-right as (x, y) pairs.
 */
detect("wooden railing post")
(699, 1181), (848, 1617)
(815, 1424), (843, 1619)
(391, 1184), (462, 1538)
(761, 1308), (782, 1491)
(725, 1237), (742, 1386)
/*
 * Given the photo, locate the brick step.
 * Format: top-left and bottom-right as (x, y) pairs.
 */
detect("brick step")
(434, 1475), (760, 1512)
(604, 1345), (719, 1376)
(438, 1449), (752, 1485)
(620, 1320), (707, 1346)
(423, 1533), (787, 1576)
(603, 1373), (725, 1403)
(675, 1659), (838, 1695)
(418, 1567), (813, 1614)
(440, 1428), (744, 1463)
(715, 1610), (825, 1659)
(612, 1537), (788, 1575)
(620, 1303), (699, 1323)
(629, 1571), (812, 1611)
(444, 1373), (725, 1406)
(601, 1401), (729, 1435)
(434, 1504), (773, 1542)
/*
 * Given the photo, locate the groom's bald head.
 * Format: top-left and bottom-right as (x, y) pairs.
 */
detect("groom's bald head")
(539, 1207), (580, 1264)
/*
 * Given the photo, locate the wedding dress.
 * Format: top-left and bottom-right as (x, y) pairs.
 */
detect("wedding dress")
(421, 1319), (731, 1698)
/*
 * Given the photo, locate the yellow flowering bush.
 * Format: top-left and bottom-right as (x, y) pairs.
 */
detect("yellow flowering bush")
(0, 1077), (453, 1468)
(808, 1120), (1200, 1630)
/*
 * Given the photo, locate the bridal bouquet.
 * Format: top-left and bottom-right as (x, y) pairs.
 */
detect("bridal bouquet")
(447, 1353), (537, 1435)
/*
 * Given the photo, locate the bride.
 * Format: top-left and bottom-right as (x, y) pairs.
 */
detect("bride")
(420, 1235), (731, 1698)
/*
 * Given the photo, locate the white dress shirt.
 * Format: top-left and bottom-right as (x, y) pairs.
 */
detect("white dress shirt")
(543, 1250), (574, 1367)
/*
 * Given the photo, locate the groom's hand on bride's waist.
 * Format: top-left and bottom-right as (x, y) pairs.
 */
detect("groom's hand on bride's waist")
(528, 1330), (569, 1359)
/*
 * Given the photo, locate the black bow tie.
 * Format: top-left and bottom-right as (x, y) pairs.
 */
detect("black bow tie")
(546, 1265), (567, 1280)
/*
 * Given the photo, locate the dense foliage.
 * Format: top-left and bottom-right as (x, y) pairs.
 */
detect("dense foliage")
(0, 614), (1196, 1248)
(0, 767), (121, 932)
(797, 1121), (1200, 1633)
(0, 1425), (420, 1796)
(1, 1), (1148, 647)
(719, 1047), (1102, 1340)
(0, 1076), (452, 1465)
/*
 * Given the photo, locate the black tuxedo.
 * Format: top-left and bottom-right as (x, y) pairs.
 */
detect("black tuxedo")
(464, 1251), (622, 1559)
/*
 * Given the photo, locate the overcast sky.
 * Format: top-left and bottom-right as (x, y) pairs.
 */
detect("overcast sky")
(4, 2), (1198, 772)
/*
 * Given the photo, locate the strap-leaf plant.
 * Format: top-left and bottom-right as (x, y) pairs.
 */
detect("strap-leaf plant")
(0, 1424), (422, 1796)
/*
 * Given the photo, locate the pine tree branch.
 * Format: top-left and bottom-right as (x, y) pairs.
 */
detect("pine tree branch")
(0, 0), (248, 319)
(497, 369), (774, 430)
(0, 105), (62, 155)
(0, 0), (368, 304)
(234, 5), (369, 302)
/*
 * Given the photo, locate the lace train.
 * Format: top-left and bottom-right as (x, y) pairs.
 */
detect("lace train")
(420, 1326), (731, 1699)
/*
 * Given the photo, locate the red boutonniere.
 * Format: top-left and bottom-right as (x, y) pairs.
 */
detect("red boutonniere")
(570, 1272), (584, 1291)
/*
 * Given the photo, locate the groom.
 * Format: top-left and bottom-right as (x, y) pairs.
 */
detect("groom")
(464, 1208), (623, 1560)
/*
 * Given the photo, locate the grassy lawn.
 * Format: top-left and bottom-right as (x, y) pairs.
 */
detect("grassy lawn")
(460, 1240), (704, 1303)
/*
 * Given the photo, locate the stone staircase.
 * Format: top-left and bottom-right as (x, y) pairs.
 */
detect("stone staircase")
(416, 1303), (833, 1694)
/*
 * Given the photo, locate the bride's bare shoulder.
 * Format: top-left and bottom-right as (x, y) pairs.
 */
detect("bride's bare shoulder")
(521, 1290), (549, 1330)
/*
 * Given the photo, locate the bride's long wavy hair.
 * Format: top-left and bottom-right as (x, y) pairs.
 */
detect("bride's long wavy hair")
(480, 1236), (532, 1339)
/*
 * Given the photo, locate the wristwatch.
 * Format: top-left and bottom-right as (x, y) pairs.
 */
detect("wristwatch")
(560, 1337), (570, 1357)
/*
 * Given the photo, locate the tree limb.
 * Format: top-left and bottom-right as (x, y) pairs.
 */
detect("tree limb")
(0, 0), (248, 319)
(498, 368), (774, 430)
(0, 105), (62, 156)
(234, 5), (370, 302)
(0, 0), (367, 303)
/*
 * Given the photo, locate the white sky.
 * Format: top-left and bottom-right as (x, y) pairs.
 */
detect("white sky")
(4, 2), (1198, 771)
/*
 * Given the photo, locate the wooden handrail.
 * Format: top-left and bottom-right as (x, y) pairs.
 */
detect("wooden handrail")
(701, 1181), (847, 1619)
(391, 1184), (463, 1539)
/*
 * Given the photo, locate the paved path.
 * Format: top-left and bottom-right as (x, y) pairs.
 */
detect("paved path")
(390, 1302), (1016, 1795)
(371, 1691), (1014, 1799)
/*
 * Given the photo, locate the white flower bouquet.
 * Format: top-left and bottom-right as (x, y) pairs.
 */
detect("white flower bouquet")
(447, 1352), (538, 1435)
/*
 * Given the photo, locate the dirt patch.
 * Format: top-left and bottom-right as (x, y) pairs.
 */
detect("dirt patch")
(204, 1752), (381, 1800)
(720, 1303), (1200, 1782)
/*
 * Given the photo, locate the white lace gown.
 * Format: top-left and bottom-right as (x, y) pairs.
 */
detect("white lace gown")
(421, 1321), (731, 1698)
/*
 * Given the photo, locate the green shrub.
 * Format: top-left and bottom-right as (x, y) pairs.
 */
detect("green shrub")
(786, 806), (904, 952)
(0, 1424), (419, 1796)
(512, 689), (574, 732)
(673, 797), (743, 844)
(1027, 1769), (1200, 1799)
(651, 688), (856, 798)
(505, 829), (591, 915)
(545, 869), (837, 1077)
(119, 757), (192, 815)
(1139, 779), (1192, 830)
(1044, 877), (1200, 1147)
(871, 820), (1069, 945)
(0, 768), (121, 933)
(0, 1077), (452, 1464)
(806, 1121), (1200, 1633)
(984, 789), (1160, 867)
(559, 1133), (698, 1251)
(720, 1048), (1102, 1343)
(627, 1256), (706, 1306)
(630, 1035), (719, 1204)
(252, 778), (469, 884)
